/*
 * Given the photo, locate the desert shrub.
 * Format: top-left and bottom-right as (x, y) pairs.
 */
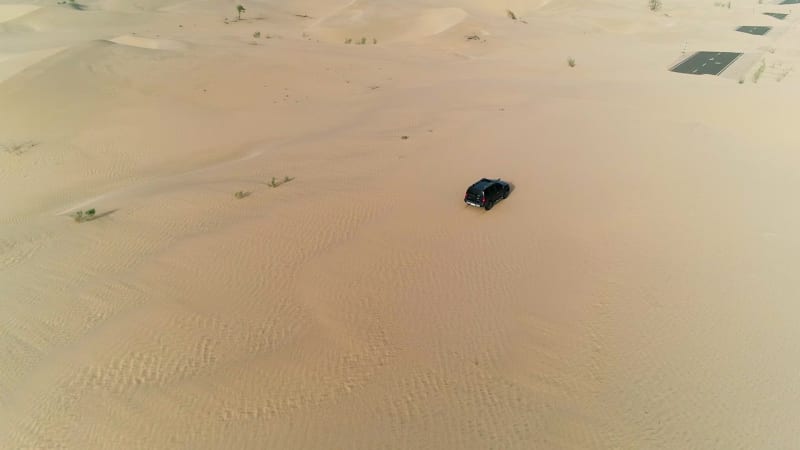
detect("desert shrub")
(345, 38), (352, 44)
(267, 176), (295, 187)
(649, 0), (662, 11)
(507, 9), (517, 20)
(1, 141), (38, 155)
(253, 31), (261, 38)
(71, 208), (96, 223)
(567, 57), (576, 67)
(57, 0), (86, 9)
(234, 191), (251, 199)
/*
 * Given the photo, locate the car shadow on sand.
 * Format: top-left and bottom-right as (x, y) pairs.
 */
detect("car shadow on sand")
(506, 181), (516, 194)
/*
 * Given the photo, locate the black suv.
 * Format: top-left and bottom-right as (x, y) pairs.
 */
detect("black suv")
(464, 178), (510, 210)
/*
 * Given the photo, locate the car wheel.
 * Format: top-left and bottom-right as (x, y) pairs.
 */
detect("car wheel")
(485, 201), (494, 211)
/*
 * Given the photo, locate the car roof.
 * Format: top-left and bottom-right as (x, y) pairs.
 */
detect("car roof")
(470, 178), (496, 191)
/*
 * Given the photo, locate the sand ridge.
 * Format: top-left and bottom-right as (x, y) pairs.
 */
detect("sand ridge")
(0, 46), (65, 83)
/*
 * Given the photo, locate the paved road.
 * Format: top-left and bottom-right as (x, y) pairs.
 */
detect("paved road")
(736, 25), (772, 35)
(670, 51), (742, 75)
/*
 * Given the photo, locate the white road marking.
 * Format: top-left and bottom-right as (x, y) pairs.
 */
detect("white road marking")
(716, 52), (743, 75)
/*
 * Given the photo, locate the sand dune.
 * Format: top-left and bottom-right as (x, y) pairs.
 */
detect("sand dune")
(3, 0), (800, 448)
(311, 3), (468, 43)
(108, 34), (187, 50)
(0, 4), (39, 23)
(98, 0), (187, 12)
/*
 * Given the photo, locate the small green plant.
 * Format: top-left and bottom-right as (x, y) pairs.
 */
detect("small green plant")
(234, 190), (251, 199)
(752, 59), (766, 83)
(266, 176), (295, 187)
(507, 9), (517, 20)
(738, 76), (745, 84)
(359, 37), (367, 45)
(649, 0), (662, 11)
(236, 4), (246, 20)
(567, 57), (576, 67)
(345, 38), (352, 44)
(253, 31), (261, 38)
(71, 208), (96, 223)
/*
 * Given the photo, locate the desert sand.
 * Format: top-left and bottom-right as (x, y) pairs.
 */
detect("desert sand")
(2, 0), (800, 448)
